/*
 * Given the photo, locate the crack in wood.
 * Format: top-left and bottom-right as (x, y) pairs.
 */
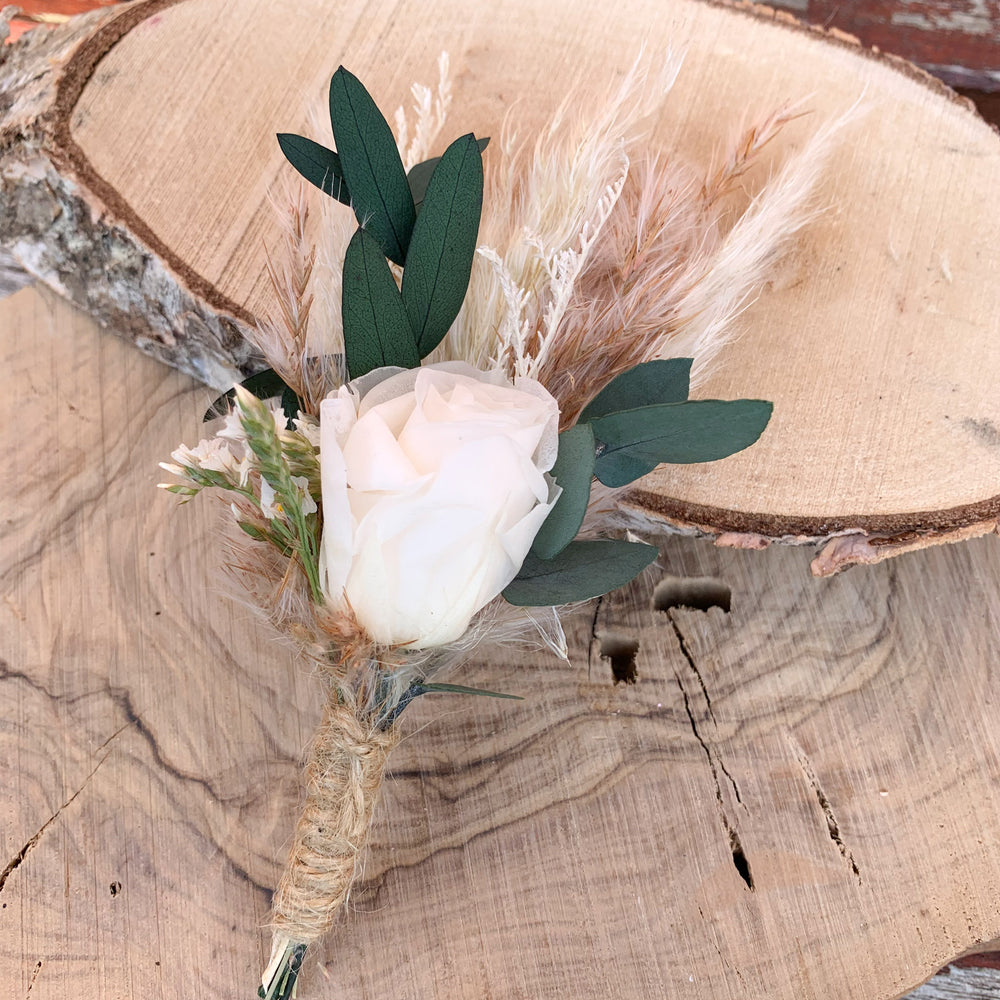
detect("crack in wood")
(0, 749), (110, 896)
(95, 716), (138, 751)
(785, 731), (862, 883)
(587, 594), (604, 682)
(0, 659), (276, 898)
(665, 610), (716, 723)
(598, 632), (640, 685)
(672, 670), (752, 890)
(25, 959), (42, 998)
(664, 612), (744, 809)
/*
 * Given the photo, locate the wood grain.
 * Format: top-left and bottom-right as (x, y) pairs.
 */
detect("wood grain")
(4, 0), (1000, 566)
(5, 284), (1000, 999)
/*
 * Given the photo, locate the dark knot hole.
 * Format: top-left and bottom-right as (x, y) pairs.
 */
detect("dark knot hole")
(652, 575), (731, 614)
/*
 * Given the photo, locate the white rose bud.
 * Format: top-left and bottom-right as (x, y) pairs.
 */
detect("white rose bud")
(319, 362), (561, 649)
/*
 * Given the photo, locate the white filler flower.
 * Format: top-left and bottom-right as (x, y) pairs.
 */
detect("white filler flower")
(319, 361), (560, 648)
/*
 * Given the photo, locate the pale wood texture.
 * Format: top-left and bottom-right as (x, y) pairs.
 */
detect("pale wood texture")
(5, 284), (1000, 999)
(3, 0), (1000, 569)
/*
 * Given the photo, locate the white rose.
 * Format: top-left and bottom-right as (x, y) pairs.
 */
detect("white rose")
(319, 362), (560, 649)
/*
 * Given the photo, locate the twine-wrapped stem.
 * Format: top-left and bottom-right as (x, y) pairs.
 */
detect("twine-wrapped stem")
(260, 691), (401, 999)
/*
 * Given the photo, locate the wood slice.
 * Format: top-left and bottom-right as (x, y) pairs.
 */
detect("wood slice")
(1, 1), (999, 573)
(5, 283), (1000, 999)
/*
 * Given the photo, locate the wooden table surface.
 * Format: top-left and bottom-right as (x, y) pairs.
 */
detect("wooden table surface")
(5, 282), (1000, 999)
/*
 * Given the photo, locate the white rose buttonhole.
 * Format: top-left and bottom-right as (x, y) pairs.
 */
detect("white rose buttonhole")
(319, 362), (561, 648)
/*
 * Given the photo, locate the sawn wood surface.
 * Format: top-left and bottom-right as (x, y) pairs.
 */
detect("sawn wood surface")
(4, 285), (1000, 999)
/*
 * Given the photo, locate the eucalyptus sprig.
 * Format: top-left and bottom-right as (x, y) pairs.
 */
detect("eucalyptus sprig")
(279, 66), (485, 382)
(502, 358), (772, 606)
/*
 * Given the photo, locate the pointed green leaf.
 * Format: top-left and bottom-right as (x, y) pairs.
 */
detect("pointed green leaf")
(503, 539), (658, 607)
(530, 423), (596, 559)
(203, 368), (291, 422)
(329, 67), (415, 264)
(407, 136), (490, 212)
(579, 358), (693, 422)
(416, 682), (523, 701)
(342, 227), (420, 378)
(276, 133), (350, 204)
(592, 399), (773, 488)
(401, 133), (484, 357)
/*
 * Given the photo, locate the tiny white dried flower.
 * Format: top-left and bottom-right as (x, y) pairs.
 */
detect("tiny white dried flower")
(217, 409), (248, 443)
(193, 438), (241, 476)
(293, 416), (321, 449)
(259, 477), (280, 519)
(267, 402), (287, 429)
(169, 444), (199, 468)
(291, 475), (317, 516)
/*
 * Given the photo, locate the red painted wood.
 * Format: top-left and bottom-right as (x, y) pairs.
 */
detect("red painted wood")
(4, 0), (122, 43)
(769, 0), (1000, 90)
(952, 951), (1000, 971)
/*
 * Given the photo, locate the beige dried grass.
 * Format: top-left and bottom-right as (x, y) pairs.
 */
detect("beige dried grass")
(248, 182), (346, 416)
(441, 72), (858, 426)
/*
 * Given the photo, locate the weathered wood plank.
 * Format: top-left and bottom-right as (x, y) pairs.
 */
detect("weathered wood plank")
(909, 963), (1000, 999)
(766, 0), (1000, 92)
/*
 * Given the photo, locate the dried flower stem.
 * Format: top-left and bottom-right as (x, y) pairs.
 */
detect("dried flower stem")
(260, 669), (404, 1000)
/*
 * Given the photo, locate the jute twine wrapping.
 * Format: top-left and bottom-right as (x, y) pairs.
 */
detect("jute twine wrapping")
(271, 696), (401, 945)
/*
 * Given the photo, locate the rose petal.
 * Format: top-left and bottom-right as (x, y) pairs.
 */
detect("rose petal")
(319, 395), (357, 604)
(347, 498), (496, 647)
(343, 409), (421, 490)
(322, 361), (563, 646)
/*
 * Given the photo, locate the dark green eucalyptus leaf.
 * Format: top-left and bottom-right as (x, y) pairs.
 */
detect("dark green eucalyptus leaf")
(503, 539), (658, 607)
(592, 399), (773, 488)
(276, 133), (350, 205)
(342, 227), (420, 378)
(280, 386), (300, 428)
(416, 682), (523, 700)
(530, 423), (596, 560)
(329, 67), (415, 264)
(401, 133), (484, 357)
(203, 368), (290, 421)
(407, 136), (490, 212)
(579, 358), (693, 422)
